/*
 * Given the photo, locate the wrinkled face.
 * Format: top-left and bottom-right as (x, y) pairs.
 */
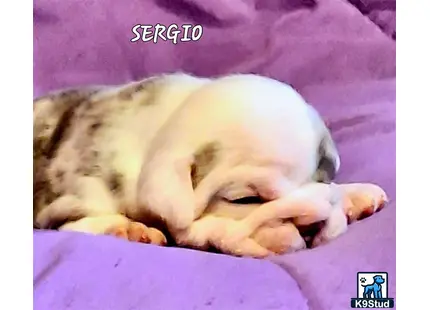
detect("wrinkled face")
(139, 73), (341, 230)
(216, 106), (340, 206)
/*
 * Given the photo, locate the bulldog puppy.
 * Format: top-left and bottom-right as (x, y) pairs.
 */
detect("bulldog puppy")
(33, 73), (387, 258)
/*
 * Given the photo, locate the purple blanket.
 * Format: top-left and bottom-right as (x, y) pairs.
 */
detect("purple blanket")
(34, 0), (396, 309)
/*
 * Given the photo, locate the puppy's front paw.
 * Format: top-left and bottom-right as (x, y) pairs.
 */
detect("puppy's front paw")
(339, 183), (388, 223)
(251, 221), (306, 254)
(311, 206), (348, 248)
(106, 221), (167, 246)
(217, 223), (271, 258)
(217, 236), (272, 258)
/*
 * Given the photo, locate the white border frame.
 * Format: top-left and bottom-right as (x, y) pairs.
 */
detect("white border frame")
(0, 1), (425, 309)
(396, 0), (429, 309)
(0, 1), (33, 310)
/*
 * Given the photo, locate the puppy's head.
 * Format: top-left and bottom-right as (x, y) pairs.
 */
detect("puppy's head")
(138, 76), (340, 232)
(192, 105), (341, 219)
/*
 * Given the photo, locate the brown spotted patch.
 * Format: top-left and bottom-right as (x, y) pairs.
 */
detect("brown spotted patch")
(54, 169), (66, 183)
(33, 156), (59, 219)
(34, 87), (103, 104)
(108, 171), (123, 194)
(117, 77), (161, 105)
(87, 120), (103, 135)
(33, 87), (106, 223)
(33, 86), (106, 161)
(77, 150), (101, 177)
(59, 98), (113, 177)
(191, 142), (220, 189)
(43, 106), (77, 159)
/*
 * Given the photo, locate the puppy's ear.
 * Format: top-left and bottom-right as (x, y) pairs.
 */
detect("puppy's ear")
(137, 157), (196, 231)
(306, 104), (340, 183)
(313, 131), (340, 183)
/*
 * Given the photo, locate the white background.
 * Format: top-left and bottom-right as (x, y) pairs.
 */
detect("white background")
(0, 1), (427, 309)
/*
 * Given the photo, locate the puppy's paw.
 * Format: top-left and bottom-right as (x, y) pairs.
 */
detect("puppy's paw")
(311, 206), (348, 248)
(276, 182), (341, 227)
(339, 183), (388, 223)
(217, 236), (272, 258)
(222, 221), (254, 245)
(212, 221), (271, 258)
(146, 227), (168, 246)
(106, 221), (167, 246)
(252, 221), (306, 254)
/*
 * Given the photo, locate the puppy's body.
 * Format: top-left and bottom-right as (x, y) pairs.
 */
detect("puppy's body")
(34, 74), (209, 227)
(34, 73), (386, 257)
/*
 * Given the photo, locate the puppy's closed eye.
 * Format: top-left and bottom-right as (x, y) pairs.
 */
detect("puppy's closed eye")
(229, 196), (266, 205)
(218, 184), (262, 204)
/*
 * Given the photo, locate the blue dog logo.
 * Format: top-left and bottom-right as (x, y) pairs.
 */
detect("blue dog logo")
(361, 275), (385, 299)
(351, 272), (394, 308)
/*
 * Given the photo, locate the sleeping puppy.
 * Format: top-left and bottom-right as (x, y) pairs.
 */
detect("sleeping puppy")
(33, 73), (387, 257)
